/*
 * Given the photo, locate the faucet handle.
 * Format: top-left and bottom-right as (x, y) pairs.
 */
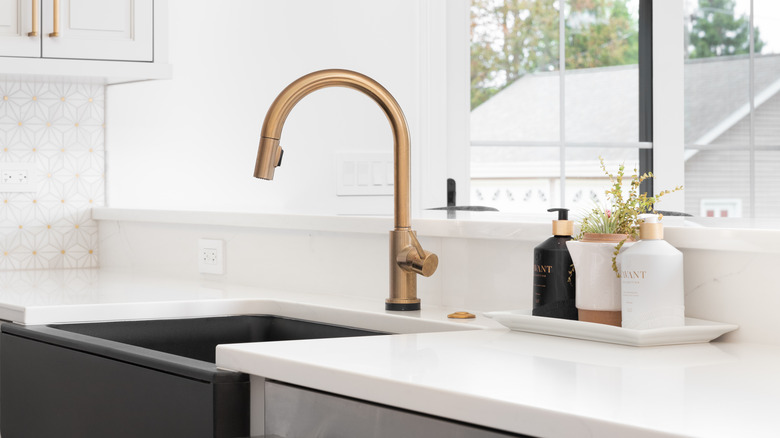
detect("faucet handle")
(408, 231), (426, 259)
(398, 231), (438, 277)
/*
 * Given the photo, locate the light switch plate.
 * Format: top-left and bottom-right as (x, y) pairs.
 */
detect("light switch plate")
(335, 152), (393, 196)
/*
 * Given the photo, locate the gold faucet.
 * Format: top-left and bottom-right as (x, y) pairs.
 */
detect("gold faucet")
(254, 69), (438, 311)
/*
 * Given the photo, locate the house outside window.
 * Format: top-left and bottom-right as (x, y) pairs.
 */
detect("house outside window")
(684, 0), (780, 219)
(469, 0), (645, 215)
(468, 0), (780, 220)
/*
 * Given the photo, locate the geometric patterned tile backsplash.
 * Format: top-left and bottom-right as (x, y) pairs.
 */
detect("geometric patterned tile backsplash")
(0, 77), (104, 270)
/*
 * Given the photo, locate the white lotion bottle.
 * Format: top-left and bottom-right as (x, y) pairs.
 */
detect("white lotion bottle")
(618, 214), (685, 329)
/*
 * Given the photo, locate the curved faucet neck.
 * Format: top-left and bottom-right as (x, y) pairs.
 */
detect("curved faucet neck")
(257, 69), (411, 230)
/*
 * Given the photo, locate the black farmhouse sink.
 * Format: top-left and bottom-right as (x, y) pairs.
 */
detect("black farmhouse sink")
(1, 315), (388, 438)
(49, 315), (386, 363)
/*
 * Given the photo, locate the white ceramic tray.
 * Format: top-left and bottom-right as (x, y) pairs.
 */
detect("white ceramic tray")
(484, 309), (738, 347)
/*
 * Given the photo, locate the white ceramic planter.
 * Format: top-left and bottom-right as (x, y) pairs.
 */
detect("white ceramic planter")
(566, 234), (634, 326)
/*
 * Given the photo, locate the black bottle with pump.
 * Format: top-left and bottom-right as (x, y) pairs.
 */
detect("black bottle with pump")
(532, 208), (577, 320)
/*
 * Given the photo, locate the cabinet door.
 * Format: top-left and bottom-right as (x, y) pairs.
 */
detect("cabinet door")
(0, 0), (41, 57)
(265, 381), (529, 438)
(41, 0), (153, 61)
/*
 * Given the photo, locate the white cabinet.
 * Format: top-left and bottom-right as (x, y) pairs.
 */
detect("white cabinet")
(44, 0), (153, 61)
(0, 0), (40, 57)
(0, 0), (168, 83)
(1, 0), (152, 61)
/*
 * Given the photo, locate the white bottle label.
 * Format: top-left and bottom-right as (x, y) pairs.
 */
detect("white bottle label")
(620, 252), (685, 329)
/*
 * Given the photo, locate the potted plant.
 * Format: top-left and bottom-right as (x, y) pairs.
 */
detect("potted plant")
(566, 158), (682, 326)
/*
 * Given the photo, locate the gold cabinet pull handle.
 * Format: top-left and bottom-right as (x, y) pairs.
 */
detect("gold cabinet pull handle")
(48, 0), (59, 37)
(27, 0), (38, 37)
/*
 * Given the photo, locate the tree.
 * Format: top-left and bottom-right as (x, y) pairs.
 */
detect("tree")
(566, 0), (638, 69)
(688, 0), (764, 58)
(471, 0), (559, 109)
(471, 0), (639, 110)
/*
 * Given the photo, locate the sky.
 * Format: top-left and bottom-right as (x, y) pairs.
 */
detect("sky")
(602, 1), (779, 54)
(743, 0), (780, 54)
(694, 0), (780, 54)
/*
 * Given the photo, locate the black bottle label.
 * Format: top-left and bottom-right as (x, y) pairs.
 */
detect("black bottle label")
(532, 237), (577, 320)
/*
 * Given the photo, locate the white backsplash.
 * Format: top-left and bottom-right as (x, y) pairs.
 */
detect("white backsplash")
(0, 77), (104, 270)
(97, 214), (780, 346)
(0, 268), (100, 304)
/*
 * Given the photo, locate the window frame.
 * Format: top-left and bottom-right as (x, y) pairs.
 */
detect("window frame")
(650, 0), (685, 213)
(437, 0), (686, 213)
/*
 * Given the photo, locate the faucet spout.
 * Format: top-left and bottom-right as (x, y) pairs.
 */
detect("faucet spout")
(254, 69), (437, 311)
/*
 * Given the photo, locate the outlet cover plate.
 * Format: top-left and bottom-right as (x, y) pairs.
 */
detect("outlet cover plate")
(0, 163), (36, 193)
(198, 238), (224, 274)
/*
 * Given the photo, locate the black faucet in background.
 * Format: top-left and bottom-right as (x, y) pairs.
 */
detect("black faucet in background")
(428, 179), (498, 215)
(447, 178), (456, 207)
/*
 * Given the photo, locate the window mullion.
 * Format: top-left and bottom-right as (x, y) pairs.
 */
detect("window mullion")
(559, 0), (566, 208)
(748, 0), (756, 218)
(638, 0), (653, 199)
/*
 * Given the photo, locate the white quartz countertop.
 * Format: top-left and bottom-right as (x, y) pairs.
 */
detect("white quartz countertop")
(217, 329), (780, 438)
(1, 269), (777, 438)
(0, 269), (489, 333)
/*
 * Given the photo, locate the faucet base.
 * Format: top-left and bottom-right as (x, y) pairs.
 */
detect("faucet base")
(385, 301), (421, 311)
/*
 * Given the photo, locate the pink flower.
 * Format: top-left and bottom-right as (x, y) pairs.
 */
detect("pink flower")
(605, 209), (612, 218)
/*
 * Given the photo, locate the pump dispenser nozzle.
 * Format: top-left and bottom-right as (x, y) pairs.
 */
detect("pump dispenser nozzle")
(548, 208), (569, 221)
(548, 208), (573, 236)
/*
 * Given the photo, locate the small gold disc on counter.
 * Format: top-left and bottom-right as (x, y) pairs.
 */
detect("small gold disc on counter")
(448, 311), (476, 319)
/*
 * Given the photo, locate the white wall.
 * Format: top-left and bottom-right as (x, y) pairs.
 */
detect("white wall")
(106, 1), (454, 215)
(97, 215), (780, 347)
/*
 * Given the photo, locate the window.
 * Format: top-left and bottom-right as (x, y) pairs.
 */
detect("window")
(469, 0), (649, 214)
(701, 199), (743, 218)
(684, 0), (780, 219)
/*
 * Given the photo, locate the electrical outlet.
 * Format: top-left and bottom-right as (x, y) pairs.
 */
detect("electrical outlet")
(198, 239), (224, 274)
(2, 170), (28, 184)
(201, 248), (218, 265)
(0, 163), (36, 193)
